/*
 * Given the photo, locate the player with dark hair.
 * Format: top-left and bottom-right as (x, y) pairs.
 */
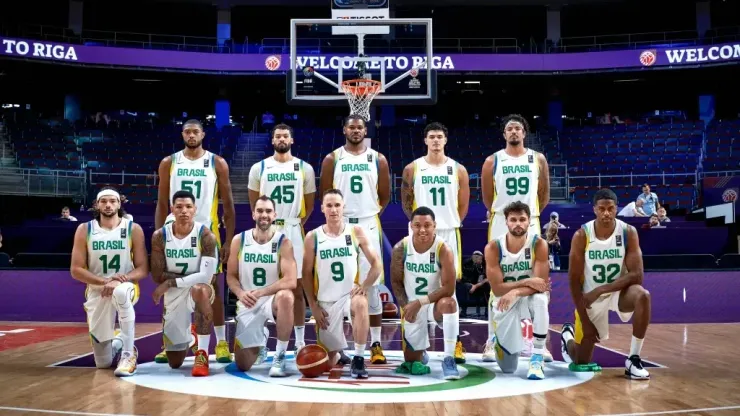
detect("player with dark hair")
(484, 201), (550, 379)
(154, 119), (236, 364)
(248, 123), (316, 357)
(561, 188), (651, 380)
(71, 186), (149, 377)
(319, 115), (391, 365)
(390, 206), (460, 379)
(301, 189), (382, 378)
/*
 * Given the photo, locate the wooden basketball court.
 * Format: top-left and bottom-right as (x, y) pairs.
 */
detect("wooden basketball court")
(1, 321), (739, 416)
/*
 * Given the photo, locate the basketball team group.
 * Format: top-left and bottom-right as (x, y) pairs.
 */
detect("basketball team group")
(70, 114), (652, 383)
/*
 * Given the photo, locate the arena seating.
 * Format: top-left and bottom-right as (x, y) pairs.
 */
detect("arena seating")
(704, 119), (740, 172)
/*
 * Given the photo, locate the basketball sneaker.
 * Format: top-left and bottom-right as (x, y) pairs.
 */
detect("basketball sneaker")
(454, 336), (466, 364)
(111, 329), (124, 364)
(543, 348), (553, 363)
(421, 350), (429, 365)
(625, 355), (650, 380)
(269, 351), (288, 377)
(370, 341), (386, 364)
(294, 341), (306, 358)
(215, 340), (232, 363)
(192, 349), (209, 377)
(255, 327), (270, 365)
(114, 351), (137, 377)
(441, 356), (460, 380)
(560, 323), (575, 364)
(350, 356), (368, 379)
(154, 350), (168, 364)
(189, 324), (198, 355)
(482, 339), (496, 362)
(338, 350), (352, 366)
(527, 354), (545, 380)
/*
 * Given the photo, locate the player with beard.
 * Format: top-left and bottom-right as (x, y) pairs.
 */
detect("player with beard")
(319, 115), (391, 365)
(226, 196), (297, 377)
(154, 119), (236, 364)
(248, 123), (316, 358)
(480, 114), (552, 362)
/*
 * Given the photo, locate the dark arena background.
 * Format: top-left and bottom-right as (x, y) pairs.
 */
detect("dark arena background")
(1, 0), (740, 414)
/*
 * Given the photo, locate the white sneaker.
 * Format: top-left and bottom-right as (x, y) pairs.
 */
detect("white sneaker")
(543, 348), (553, 363)
(625, 355), (650, 380)
(114, 351), (137, 377)
(294, 342), (306, 357)
(482, 340), (496, 362)
(269, 351), (288, 377)
(254, 327), (270, 365)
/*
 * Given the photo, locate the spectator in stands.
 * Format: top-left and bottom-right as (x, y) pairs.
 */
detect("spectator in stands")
(637, 184), (660, 216)
(618, 199), (647, 217)
(545, 224), (561, 271)
(649, 214), (666, 229)
(457, 251), (489, 318)
(60, 206), (78, 222)
(657, 207), (671, 223)
(542, 212), (567, 231)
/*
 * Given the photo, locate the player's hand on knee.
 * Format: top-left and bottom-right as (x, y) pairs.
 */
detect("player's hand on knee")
(101, 279), (121, 298)
(497, 291), (517, 312)
(311, 304), (329, 330)
(350, 284), (366, 297)
(152, 281), (169, 305)
(111, 273), (129, 283)
(403, 300), (422, 323)
(526, 277), (548, 293)
(581, 290), (600, 309)
(239, 290), (259, 308)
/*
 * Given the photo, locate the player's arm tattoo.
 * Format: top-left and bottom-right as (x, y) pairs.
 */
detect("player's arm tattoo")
(150, 229), (179, 284)
(401, 164), (414, 220)
(199, 229), (218, 264)
(427, 244), (455, 303)
(390, 241), (408, 308)
(537, 152), (550, 213)
(194, 297), (214, 335)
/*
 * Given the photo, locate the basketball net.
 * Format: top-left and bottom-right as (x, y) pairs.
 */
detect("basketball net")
(341, 78), (381, 122)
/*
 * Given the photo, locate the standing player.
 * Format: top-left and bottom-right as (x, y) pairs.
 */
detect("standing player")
(401, 122), (469, 363)
(151, 190), (218, 377)
(560, 189), (651, 380)
(480, 114), (551, 361)
(390, 207), (461, 379)
(248, 123), (316, 354)
(302, 189), (382, 378)
(484, 202), (550, 380)
(154, 119), (236, 364)
(70, 187), (149, 377)
(319, 115), (391, 364)
(226, 196), (297, 377)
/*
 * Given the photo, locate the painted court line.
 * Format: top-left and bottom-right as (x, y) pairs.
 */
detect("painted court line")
(592, 343), (668, 368)
(47, 330), (162, 368)
(0, 406), (143, 416)
(593, 404), (740, 415)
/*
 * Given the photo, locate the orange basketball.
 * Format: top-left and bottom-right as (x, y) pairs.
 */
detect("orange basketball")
(383, 302), (399, 319)
(296, 344), (330, 378)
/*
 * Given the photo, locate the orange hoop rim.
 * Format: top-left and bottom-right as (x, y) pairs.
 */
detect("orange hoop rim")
(341, 79), (382, 96)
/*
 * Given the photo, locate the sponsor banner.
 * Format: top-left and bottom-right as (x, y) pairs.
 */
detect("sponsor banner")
(703, 176), (740, 214)
(1, 37), (739, 73)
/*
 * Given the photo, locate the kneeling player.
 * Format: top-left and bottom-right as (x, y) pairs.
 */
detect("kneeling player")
(561, 189), (651, 380)
(71, 187), (149, 376)
(391, 207), (461, 380)
(226, 196), (297, 377)
(151, 190), (218, 377)
(302, 189), (382, 379)
(484, 201), (550, 380)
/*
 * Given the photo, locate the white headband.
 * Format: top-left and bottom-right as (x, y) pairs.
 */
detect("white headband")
(505, 120), (524, 129)
(97, 189), (120, 202)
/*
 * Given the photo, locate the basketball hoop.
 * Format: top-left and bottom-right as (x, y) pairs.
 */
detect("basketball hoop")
(341, 79), (382, 122)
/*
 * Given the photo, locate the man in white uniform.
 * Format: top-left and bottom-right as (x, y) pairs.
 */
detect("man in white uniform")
(302, 189), (382, 379)
(319, 115), (391, 365)
(226, 196), (298, 377)
(70, 187), (149, 377)
(249, 123), (316, 354)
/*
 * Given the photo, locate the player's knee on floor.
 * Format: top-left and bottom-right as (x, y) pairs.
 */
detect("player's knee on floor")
(496, 348), (520, 374)
(166, 349), (188, 369)
(92, 341), (113, 369)
(437, 296), (457, 314)
(235, 348), (260, 372)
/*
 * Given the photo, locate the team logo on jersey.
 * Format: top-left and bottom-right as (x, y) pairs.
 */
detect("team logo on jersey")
(191, 237), (198, 247)
(204, 159), (210, 168)
(294, 163), (300, 171)
(429, 252), (436, 264)
(271, 242), (278, 253)
(367, 154), (373, 163)
(524, 248), (531, 260)
(616, 235), (623, 247)
(345, 235), (353, 246)
(528, 154), (534, 163)
(447, 166), (453, 175)
(120, 228), (127, 239)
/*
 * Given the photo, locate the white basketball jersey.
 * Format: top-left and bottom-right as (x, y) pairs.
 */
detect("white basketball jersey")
(86, 218), (135, 279)
(313, 225), (360, 302)
(332, 146), (379, 218)
(169, 150), (219, 228)
(582, 220), (629, 294)
(163, 221), (206, 278)
(256, 157), (308, 220)
(492, 148), (540, 217)
(412, 157), (460, 229)
(237, 229), (285, 312)
(497, 233), (539, 286)
(402, 235), (445, 302)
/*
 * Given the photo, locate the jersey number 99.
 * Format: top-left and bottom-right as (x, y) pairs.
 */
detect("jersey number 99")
(505, 177), (529, 196)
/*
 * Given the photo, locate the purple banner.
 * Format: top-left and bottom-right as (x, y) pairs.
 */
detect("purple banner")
(2, 37), (739, 73)
(2, 270), (739, 324)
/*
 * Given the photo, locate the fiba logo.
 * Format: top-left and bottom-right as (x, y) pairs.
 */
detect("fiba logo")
(640, 50), (657, 67)
(265, 55), (281, 71)
(722, 188), (738, 203)
(408, 67), (421, 89)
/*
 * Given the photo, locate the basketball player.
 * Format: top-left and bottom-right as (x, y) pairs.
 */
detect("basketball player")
(319, 115), (391, 365)
(480, 114), (552, 362)
(151, 190), (218, 377)
(484, 201), (550, 380)
(560, 189), (651, 380)
(390, 207), (461, 379)
(154, 119), (235, 364)
(226, 196), (297, 377)
(302, 189), (382, 379)
(248, 123), (316, 355)
(70, 187), (149, 377)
